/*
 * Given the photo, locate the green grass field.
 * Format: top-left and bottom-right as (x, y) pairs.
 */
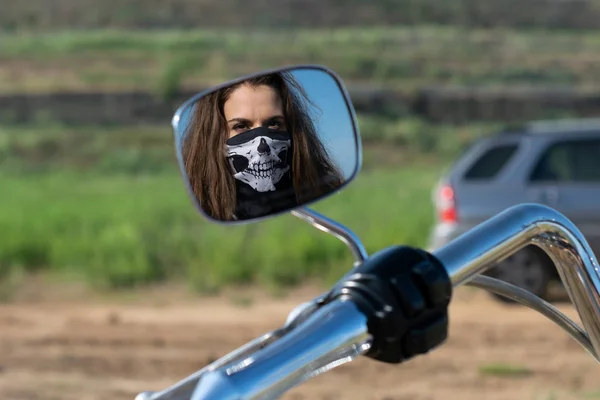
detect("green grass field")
(0, 120), (459, 296)
(3, 26), (600, 94)
(0, 164), (443, 294)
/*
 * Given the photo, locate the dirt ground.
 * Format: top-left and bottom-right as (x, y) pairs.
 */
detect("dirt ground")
(0, 280), (598, 400)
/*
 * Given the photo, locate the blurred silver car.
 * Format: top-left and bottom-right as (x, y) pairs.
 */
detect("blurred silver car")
(428, 118), (600, 302)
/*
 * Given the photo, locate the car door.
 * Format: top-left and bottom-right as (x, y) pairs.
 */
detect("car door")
(450, 137), (529, 227)
(526, 136), (600, 254)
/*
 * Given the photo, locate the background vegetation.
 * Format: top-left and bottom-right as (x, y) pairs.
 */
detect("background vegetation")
(1, 1), (597, 297)
(3, 0), (600, 31)
(0, 118), (501, 296)
(3, 27), (600, 94)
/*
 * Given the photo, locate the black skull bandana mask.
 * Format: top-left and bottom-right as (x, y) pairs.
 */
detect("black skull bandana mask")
(225, 126), (298, 219)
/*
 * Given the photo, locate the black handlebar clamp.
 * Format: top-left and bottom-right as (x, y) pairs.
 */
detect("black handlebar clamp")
(325, 245), (452, 364)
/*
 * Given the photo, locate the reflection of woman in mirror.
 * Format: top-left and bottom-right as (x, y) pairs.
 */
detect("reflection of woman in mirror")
(182, 71), (344, 221)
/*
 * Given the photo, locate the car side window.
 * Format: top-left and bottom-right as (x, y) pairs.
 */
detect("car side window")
(529, 138), (600, 183)
(463, 144), (519, 180)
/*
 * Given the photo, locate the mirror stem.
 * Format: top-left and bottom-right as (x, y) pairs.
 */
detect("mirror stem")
(291, 207), (368, 266)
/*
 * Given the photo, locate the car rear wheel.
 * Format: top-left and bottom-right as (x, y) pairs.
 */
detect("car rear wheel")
(483, 246), (553, 304)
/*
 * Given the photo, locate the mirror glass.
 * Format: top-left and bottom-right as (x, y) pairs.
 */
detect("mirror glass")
(172, 66), (360, 223)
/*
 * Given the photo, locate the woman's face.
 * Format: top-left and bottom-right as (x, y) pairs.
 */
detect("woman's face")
(224, 83), (287, 138)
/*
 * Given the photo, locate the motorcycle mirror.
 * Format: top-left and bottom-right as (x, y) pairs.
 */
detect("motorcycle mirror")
(171, 65), (362, 224)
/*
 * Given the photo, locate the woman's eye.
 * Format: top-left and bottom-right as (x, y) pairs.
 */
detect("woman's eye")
(268, 121), (282, 129)
(233, 124), (248, 131)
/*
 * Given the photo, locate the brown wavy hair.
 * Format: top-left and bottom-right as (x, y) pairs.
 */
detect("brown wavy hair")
(181, 71), (344, 221)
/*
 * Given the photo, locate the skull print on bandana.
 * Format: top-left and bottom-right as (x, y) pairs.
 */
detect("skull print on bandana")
(225, 127), (292, 192)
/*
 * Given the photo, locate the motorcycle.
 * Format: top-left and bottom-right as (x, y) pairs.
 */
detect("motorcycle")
(135, 65), (600, 400)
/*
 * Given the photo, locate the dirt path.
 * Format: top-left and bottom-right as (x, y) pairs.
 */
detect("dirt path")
(0, 284), (598, 400)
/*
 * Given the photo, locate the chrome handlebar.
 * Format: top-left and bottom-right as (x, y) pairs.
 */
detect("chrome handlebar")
(135, 203), (600, 400)
(434, 203), (600, 356)
(190, 298), (371, 400)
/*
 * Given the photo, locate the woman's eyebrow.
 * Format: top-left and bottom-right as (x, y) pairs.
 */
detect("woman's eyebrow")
(227, 115), (285, 123)
(227, 117), (251, 123)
